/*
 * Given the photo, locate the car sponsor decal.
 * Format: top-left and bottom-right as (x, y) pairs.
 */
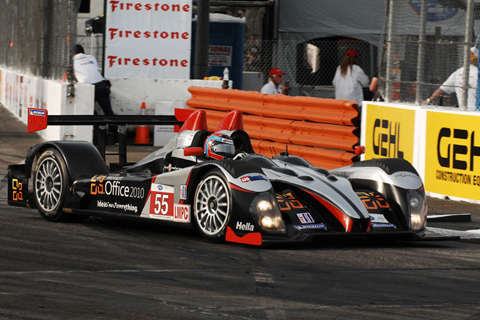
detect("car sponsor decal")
(180, 184), (187, 200)
(297, 212), (315, 224)
(240, 175), (267, 183)
(236, 221), (254, 231)
(293, 223), (327, 230)
(370, 214), (396, 228)
(96, 200), (138, 213)
(90, 175), (145, 199)
(174, 204), (190, 223)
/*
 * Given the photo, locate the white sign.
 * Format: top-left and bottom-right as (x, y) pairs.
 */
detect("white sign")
(105, 0), (192, 79)
(208, 45), (232, 67)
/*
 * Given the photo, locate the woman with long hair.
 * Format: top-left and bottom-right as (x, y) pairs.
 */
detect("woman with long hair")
(332, 49), (369, 106)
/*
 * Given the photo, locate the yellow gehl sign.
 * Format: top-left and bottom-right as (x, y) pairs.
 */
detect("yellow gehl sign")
(364, 104), (415, 163)
(425, 111), (480, 200)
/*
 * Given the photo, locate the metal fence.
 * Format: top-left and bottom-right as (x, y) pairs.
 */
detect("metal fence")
(0, 0), (79, 81)
(381, 0), (480, 108)
(244, 38), (378, 98)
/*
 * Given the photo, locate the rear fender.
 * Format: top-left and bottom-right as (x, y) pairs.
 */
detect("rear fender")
(24, 141), (109, 180)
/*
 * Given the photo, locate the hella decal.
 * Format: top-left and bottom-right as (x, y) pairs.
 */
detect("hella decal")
(236, 221), (254, 231)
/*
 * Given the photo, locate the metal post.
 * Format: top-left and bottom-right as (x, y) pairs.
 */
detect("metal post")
(194, 0), (210, 79)
(415, 0), (427, 105)
(385, 0), (395, 102)
(461, 0), (474, 111)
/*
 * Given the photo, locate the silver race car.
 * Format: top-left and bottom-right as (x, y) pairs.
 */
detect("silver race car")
(8, 109), (427, 245)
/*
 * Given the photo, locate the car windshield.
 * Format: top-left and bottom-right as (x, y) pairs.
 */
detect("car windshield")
(242, 154), (276, 169)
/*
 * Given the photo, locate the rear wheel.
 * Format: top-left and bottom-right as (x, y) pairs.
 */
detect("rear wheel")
(33, 149), (82, 222)
(193, 169), (232, 242)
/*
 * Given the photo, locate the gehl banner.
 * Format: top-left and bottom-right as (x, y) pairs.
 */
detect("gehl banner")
(365, 103), (480, 201)
(425, 111), (480, 200)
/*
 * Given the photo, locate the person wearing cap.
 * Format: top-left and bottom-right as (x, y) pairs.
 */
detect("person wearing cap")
(261, 68), (287, 95)
(426, 47), (478, 111)
(332, 49), (369, 106)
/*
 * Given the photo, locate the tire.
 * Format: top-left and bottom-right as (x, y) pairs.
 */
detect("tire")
(193, 169), (232, 242)
(33, 149), (72, 222)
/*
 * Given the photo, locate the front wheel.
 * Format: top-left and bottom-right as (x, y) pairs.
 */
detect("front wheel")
(33, 149), (71, 222)
(193, 169), (232, 242)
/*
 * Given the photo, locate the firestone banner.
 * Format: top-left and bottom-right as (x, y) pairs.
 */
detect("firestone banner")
(105, 0), (192, 79)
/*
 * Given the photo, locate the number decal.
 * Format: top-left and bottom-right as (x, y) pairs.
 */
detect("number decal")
(357, 192), (390, 210)
(149, 190), (174, 219)
(276, 192), (304, 212)
(153, 193), (170, 215)
(12, 179), (23, 201)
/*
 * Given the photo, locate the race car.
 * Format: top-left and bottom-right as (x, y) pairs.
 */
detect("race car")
(8, 109), (428, 245)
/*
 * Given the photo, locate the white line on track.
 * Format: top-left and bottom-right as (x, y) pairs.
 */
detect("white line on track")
(427, 227), (480, 239)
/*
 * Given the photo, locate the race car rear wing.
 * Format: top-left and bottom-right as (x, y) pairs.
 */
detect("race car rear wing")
(27, 107), (194, 166)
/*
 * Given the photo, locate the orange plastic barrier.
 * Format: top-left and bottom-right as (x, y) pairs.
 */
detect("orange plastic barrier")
(186, 87), (359, 169)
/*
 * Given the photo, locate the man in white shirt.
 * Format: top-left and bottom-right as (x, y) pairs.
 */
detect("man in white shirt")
(427, 47), (478, 111)
(261, 68), (287, 95)
(73, 44), (114, 116)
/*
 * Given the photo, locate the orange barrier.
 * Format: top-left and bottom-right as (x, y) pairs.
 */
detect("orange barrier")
(187, 87), (359, 169)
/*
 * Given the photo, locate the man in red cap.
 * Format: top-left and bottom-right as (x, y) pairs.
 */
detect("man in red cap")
(261, 68), (288, 95)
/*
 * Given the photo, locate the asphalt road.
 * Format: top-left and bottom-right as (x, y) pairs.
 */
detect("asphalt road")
(2, 104), (480, 320)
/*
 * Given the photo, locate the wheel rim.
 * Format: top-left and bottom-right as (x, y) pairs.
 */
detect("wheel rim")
(195, 175), (230, 236)
(35, 157), (63, 212)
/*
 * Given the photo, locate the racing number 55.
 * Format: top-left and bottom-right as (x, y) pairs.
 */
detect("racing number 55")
(151, 192), (173, 217)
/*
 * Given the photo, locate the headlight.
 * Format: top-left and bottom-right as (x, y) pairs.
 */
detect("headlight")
(407, 190), (427, 231)
(250, 193), (286, 233)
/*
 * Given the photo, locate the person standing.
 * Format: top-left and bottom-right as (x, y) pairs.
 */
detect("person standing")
(73, 44), (114, 116)
(332, 49), (369, 105)
(261, 68), (288, 95)
(426, 47), (478, 111)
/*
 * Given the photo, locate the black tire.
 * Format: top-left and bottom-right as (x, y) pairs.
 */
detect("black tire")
(193, 169), (232, 242)
(33, 149), (79, 222)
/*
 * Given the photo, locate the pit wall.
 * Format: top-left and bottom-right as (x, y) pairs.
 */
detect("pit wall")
(0, 67), (226, 144)
(361, 101), (480, 203)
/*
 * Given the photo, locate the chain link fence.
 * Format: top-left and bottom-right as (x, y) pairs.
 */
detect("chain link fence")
(381, 0), (480, 108)
(0, 0), (79, 81)
(244, 38), (378, 98)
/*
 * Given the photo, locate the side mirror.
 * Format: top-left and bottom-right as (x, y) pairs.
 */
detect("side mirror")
(184, 147), (204, 157)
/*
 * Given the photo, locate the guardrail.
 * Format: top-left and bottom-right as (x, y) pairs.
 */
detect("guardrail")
(186, 87), (359, 169)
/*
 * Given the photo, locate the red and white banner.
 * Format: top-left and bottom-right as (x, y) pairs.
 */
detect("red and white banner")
(105, 0), (192, 79)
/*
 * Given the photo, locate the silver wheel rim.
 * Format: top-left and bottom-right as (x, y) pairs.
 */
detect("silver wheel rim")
(35, 157), (63, 213)
(195, 175), (230, 236)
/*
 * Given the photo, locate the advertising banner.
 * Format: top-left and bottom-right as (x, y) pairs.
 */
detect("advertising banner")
(105, 0), (192, 79)
(425, 111), (480, 200)
(363, 104), (416, 163)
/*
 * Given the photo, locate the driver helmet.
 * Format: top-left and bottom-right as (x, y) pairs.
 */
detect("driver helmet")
(204, 133), (235, 160)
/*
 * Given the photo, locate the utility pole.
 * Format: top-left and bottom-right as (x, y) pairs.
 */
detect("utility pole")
(194, 0), (210, 79)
